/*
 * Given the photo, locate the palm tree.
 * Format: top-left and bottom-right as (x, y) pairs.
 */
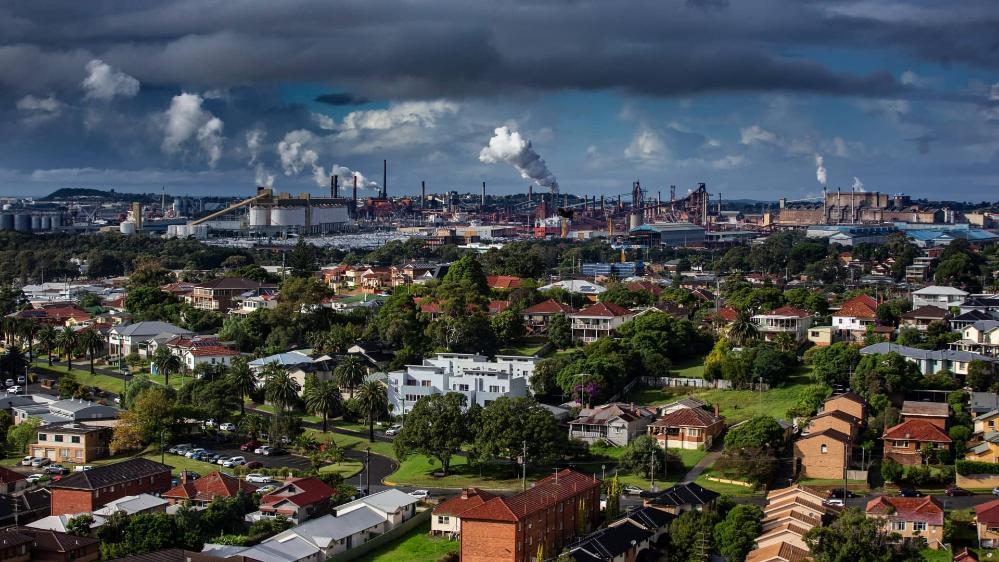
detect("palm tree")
(19, 320), (38, 364)
(56, 327), (78, 371)
(78, 329), (104, 374)
(263, 363), (301, 413)
(355, 380), (388, 443)
(727, 311), (759, 346)
(238, 413), (266, 439)
(334, 355), (368, 400)
(304, 379), (342, 432)
(226, 357), (257, 416)
(2, 317), (19, 347)
(38, 325), (57, 367)
(152, 346), (182, 387)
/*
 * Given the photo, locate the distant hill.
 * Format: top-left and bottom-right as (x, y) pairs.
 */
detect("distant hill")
(41, 188), (159, 202)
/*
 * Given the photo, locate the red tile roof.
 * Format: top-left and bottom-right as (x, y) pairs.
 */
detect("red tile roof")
(976, 499), (999, 524)
(574, 302), (632, 318)
(189, 346), (241, 357)
(837, 295), (878, 319)
(433, 488), (498, 517)
(745, 541), (811, 562)
(488, 300), (511, 315)
(765, 306), (813, 318)
(162, 471), (257, 503)
(487, 275), (524, 289)
(882, 419), (952, 443)
(459, 469), (599, 522)
(625, 281), (663, 295)
(259, 477), (333, 509)
(523, 299), (577, 315)
(866, 496), (944, 526)
(716, 307), (738, 322)
(0, 465), (26, 484)
(650, 406), (722, 428)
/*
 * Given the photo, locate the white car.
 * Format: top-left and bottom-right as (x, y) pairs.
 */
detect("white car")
(74, 465), (93, 472)
(216, 457), (231, 465)
(824, 498), (845, 507)
(245, 473), (271, 484)
(254, 446), (268, 455)
(26, 473), (45, 483)
(224, 456), (246, 468)
(623, 485), (644, 495)
(185, 448), (206, 459)
(219, 423), (237, 432)
(203, 419), (217, 428)
(9, 386), (22, 394)
(408, 489), (430, 500)
(256, 484), (277, 495)
(385, 425), (403, 437)
(21, 456), (35, 466)
(31, 458), (50, 467)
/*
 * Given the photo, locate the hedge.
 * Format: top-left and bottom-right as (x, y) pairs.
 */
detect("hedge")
(956, 460), (999, 476)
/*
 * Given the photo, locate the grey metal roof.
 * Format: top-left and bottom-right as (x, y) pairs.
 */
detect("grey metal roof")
(112, 321), (191, 338)
(336, 488), (418, 515)
(241, 535), (319, 562)
(273, 508), (385, 546)
(860, 342), (995, 363)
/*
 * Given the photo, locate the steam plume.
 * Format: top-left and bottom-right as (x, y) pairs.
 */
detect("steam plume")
(479, 126), (557, 189)
(852, 176), (866, 192)
(814, 154), (827, 186)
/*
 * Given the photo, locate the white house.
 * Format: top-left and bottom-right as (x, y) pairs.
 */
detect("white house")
(831, 294), (879, 340)
(180, 346), (241, 372)
(108, 321), (192, 358)
(387, 353), (538, 415)
(912, 286), (969, 309)
(431, 488), (496, 537)
(334, 488), (419, 527)
(950, 320), (999, 357)
(751, 306), (815, 342)
(539, 279), (607, 296)
(569, 302), (636, 343)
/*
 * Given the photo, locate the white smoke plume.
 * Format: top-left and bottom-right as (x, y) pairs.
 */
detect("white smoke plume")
(814, 154), (827, 186)
(246, 128), (266, 165)
(277, 130), (378, 189)
(331, 164), (379, 190)
(479, 126), (557, 189)
(162, 92), (225, 168)
(852, 176), (866, 192)
(82, 59), (139, 100)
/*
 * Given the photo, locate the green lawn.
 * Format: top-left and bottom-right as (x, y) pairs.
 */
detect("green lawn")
(672, 357), (706, 379)
(919, 549), (952, 562)
(32, 362), (126, 394)
(304, 428), (397, 461)
(498, 343), (545, 357)
(386, 454), (526, 490)
(248, 403), (323, 424)
(627, 368), (814, 424)
(694, 468), (762, 496)
(367, 521), (458, 562)
(318, 460), (365, 479)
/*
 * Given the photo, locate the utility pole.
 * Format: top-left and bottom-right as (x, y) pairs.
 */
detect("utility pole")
(522, 441), (528, 492)
(650, 453), (656, 492)
(366, 447), (371, 495)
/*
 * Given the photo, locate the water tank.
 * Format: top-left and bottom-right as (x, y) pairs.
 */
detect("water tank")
(40, 216), (52, 231)
(119, 221), (136, 235)
(249, 206), (271, 227)
(14, 214), (31, 232)
(0, 214), (13, 231)
(1, 204), (10, 211)
(271, 206), (306, 227)
(30, 216), (41, 231)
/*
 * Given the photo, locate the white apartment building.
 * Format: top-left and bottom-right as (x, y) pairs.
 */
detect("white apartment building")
(911, 286), (969, 309)
(386, 353), (538, 415)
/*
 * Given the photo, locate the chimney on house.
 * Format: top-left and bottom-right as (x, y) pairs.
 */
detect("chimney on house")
(461, 488), (469, 499)
(713, 404), (719, 417)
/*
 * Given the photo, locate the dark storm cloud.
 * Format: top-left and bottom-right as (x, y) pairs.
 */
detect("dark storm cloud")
(2, 0), (996, 100)
(315, 93), (368, 107)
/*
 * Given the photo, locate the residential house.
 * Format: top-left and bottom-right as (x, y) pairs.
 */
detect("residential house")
(9, 304), (91, 327)
(188, 277), (278, 312)
(751, 306), (815, 342)
(387, 353), (537, 415)
(564, 519), (654, 562)
(657, 397), (708, 416)
(794, 429), (852, 479)
(860, 342), (996, 376)
(804, 410), (860, 441)
(974, 498), (999, 548)
(459, 469), (601, 562)
(900, 401), (949, 430)
(900, 305), (951, 331)
(14, 398), (119, 426)
(567, 403), (657, 446)
(911, 286), (969, 309)
(866, 496), (945, 549)
(806, 325), (835, 347)
(952, 310), (997, 331)
(745, 542), (811, 562)
(0, 490), (51, 527)
(487, 275), (524, 290)
(252, 510), (387, 560)
(614, 506), (675, 545)
(950, 320), (999, 357)
(763, 495), (829, 527)
(180, 345), (241, 372)
(93, 494), (169, 517)
(882, 419), (953, 465)
(108, 321), (192, 358)
(8, 527), (101, 562)
(521, 299), (577, 336)
(31, 422), (112, 464)
(432, 488), (498, 537)
(958, 296), (999, 318)
(539, 279), (607, 299)
(975, 410), (999, 435)
(230, 292), (279, 315)
(972, 392), (999, 416)
(0, 529), (32, 562)
(28, 513), (106, 533)
(966, 432), (999, 463)
(642, 482), (719, 514)
(48, 458), (172, 515)
(249, 477), (334, 524)
(832, 294), (879, 341)
(755, 492), (822, 549)
(162, 471), (258, 506)
(334, 488), (420, 527)
(569, 302), (635, 343)
(0, 466), (26, 494)
(647, 406), (724, 450)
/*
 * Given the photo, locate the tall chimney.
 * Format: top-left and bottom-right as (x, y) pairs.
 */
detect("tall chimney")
(421, 181), (426, 209)
(382, 159), (387, 199)
(352, 175), (358, 217)
(528, 184), (533, 201)
(332, 174), (339, 198)
(481, 181), (486, 208)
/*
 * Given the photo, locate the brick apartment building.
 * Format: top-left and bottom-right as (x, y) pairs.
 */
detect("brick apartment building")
(48, 458), (172, 515)
(187, 277), (277, 312)
(460, 469), (601, 562)
(32, 422), (113, 464)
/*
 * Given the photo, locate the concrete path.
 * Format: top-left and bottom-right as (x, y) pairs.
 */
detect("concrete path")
(681, 449), (721, 483)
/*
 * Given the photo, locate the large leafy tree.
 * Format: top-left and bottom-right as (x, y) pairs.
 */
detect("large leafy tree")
(805, 342), (861, 387)
(442, 254), (488, 295)
(546, 313), (573, 350)
(393, 392), (467, 475)
(805, 507), (921, 562)
(112, 387), (175, 453)
(620, 434), (668, 479)
(355, 380), (388, 442)
(473, 396), (564, 466)
(713, 505), (763, 561)
(287, 238), (318, 277)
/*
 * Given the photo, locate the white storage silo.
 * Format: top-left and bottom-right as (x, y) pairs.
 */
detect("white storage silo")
(271, 206), (306, 226)
(30, 216), (41, 231)
(120, 221), (137, 235)
(14, 214), (31, 232)
(40, 216), (52, 231)
(249, 205), (271, 227)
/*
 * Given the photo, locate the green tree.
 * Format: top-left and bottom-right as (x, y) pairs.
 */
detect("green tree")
(805, 343), (861, 387)
(727, 311), (758, 345)
(546, 313), (573, 350)
(152, 346), (182, 387)
(967, 360), (996, 392)
(714, 504), (763, 561)
(530, 356), (569, 395)
(78, 329), (104, 374)
(334, 355), (368, 400)
(356, 380), (388, 442)
(7, 417), (40, 453)
(491, 309), (524, 347)
(38, 324), (58, 367)
(805, 507), (918, 562)
(226, 356), (256, 415)
(66, 514), (96, 536)
(474, 396), (564, 467)
(620, 434), (667, 479)
(880, 458), (903, 484)
(304, 378), (342, 432)
(668, 511), (716, 562)
(443, 254), (488, 295)
(56, 326), (78, 370)
(263, 364), (301, 413)
(287, 238), (318, 277)
(394, 392), (468, 475)
(724, 415), (784, 450)
(111, 387), (175, 453)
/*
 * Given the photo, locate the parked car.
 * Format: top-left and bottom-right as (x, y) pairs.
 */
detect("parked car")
(245, 473), (271, 484)
(203, 419), (217, 428)
(897, 487), (923, 497)
(74, 465), (93, 472)
(945, 486), (972, 497)
(267, 447), (287, 456)
(169, 444), (193, 454)
(26, 474), (44, 483)
(827, 489), (856, 499)
(823, 498), (845, 507)
(245, 461), (264, 469)
(16, 376), (25, 384)
(21, 456), (35, 466)
(219, 423), (237, 432)
(240, 440), (261, 452)
(4, 379), (13, 387)
(31, 458), (50, 467)
(385, 425), (403, 437)
(224, 456), (246, 468)
(408, 489), (431, 500)
(185, 448), (207, 459)
(44, 465), (67, 475)
(623, 485), (644, 495)
(254, 446), (269, 455)
(9, 386), (22, 393)
(256, 484), (277, 495)
(216, 457), (231, 466)
(207, 454), (222, 463)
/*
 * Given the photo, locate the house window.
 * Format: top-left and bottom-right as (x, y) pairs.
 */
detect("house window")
(489, 386), (500, 393)
(71, 436), (80, 444)
(54, 435), (63, 443)
(458, 385), (469, 392)
(437, 516), (449, 524)
(913, 522), (927, 532)
(820, 444), (828, 454)
(687, 428), (702, 437)
(892, 521), (906, 531)
(421, 381), (432, 387)
(38, 434), (47, 441)
(893, 440), (909, 448)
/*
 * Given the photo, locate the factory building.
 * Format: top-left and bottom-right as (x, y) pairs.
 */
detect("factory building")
(776, 191), (945, 226)
(0, 212), (64, 233)
(189, 187), (353, 234)
(628, 222), (705, 248)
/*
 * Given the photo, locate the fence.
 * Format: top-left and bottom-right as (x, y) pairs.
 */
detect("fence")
(639, 377), (770, 391)
(329, 508), (432, 562)
(607, 377), (642, 402)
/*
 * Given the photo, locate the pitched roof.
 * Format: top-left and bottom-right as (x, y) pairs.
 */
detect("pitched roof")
(645, 482), (719, 508)
(0, 465), (26, 484)
(433, 488), (497, 517)
(756, 522), (813, 544)
(650, 406), (722, 428)
(486, 275), (524, 289)
(571, 403), (656, 426)
(622, 506), (675, 530)
(763, 509), (822, 529)
(259, 477), (333, 509)
(488, 300), (511, 315)
(12, 526), (101, 553)
(976, 498), (999, 524)
(196, 277), (275, 291)
(189, 346), (241, 358)
(459, 469), (599, 522)
(866, 496), (944, 526)
(882, 419), (952, 443)
(745, 541), (811, 562)
(836, 296), (878, 319)
(574, 302), (633, 318)
(569, 520), (653, 560)
(912, 285), (968, 296)
(900, 400), (949, 418)
(716, 307), (739, 322)
(48, 458), (170, 491)
(335, 488), (419, 515)
(808, 409), (861, 427)
(902, 305), (950, 319)
(162, 471), (257, 503)
(825, 391), (867, 408)
(763, 306), (812, 318)
(523, 299), (577, 315)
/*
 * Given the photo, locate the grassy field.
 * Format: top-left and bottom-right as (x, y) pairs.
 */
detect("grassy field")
(919, 549), (952, 562)
(386, 454), (526, 490)
(32, 362), (126, 394)
(318, 460), (365, 478)
(694, 468), (762, 496)
(672, 357), (706, 379)
(303, 428), (397, 461)
(498, 343), (545, 357)
(627, 368), (814, 424)
(367, 521), (458, 562)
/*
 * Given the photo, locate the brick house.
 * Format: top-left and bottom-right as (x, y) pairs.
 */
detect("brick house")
(793, 429), (851, 479)
(31, 422), (112, 464)
(647, 406), (724, 450)
(745, 542), (811, 562)
(0, 530), (32, 562)
(821, 391), (868, 422)
(832, 294), (879, 342)
(162, 471), (258, 507)
(521, 299), (577, 336)
(432, 488), (497, 537)
(900, 401), (949, 430)
(900, 305), (951, 331)
(459, 469), (601, 562)
(10, 527), (101, 562)
(882, 419), (953, 465)
(866, 496), (945, 549)
(804, 410), (861, 441)
(974, 498), (999, 548)
(0, 465), (27, 494)
(188, 277), (278, 312)
(643, 482), (719, 515)
(48, 458), (172, 515)
(251, 477), (334, 524)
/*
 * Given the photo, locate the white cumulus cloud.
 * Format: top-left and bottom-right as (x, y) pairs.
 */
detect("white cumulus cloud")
(161, 92), (225, 168)
(740, 125), (778, 145)
(82, 59), (139, 100)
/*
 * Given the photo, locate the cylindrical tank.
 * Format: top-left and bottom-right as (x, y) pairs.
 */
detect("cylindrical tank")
(191, 225), (209, 239)
(30, 216), (41, 231)
(40, 216), (52, 231)
(1, 204), (10, 211)
(629, 211), (643, 230)
(0, 214), (13, 230)
(119, 221), (136, 235)
(271, 206), (306, 226)
(249, 206), (271, 227)
(14, 214), (31, 232)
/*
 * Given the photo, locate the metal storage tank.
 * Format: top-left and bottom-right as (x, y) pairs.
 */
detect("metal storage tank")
(271, 206), (306, 226)
(119, 221), (136, 235)
(40, 216), (52, 231)
(13, 214), (31, 232)
(249, 206), (271, 227)
(30, 216), (41, 231)
(0, 214), (13, 231)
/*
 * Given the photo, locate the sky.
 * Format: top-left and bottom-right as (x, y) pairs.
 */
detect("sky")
(1, 0), (997, 201)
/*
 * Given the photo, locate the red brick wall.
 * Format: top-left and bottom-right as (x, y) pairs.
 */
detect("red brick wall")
(51, 489), (97, 516)
(51, 470), (172, 515)
(462, 520), (518, 562)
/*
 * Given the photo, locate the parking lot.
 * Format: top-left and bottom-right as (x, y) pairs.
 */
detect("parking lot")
(173, 437), (313, 471)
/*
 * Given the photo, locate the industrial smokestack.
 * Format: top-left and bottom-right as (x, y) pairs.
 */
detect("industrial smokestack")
(353, 175), (358, 217)
(332, 175), (339, 198)
(382, 159), (387, 199)
(528, 184), (533, 201)
(481, 181), (486, 208)
(421, 181), (426, 209)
